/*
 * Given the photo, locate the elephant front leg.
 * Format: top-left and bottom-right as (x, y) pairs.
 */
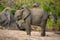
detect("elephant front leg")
(25, 23), (31, 40)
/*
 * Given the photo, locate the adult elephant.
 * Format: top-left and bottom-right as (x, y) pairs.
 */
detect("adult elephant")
(14, 5), (31, 31)
(14, 6), (31, 40)
(31, 3), (49, 36)
(14, 3), (49, 37)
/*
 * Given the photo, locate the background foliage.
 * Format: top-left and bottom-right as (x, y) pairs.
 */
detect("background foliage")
(0, 0), (60, 30)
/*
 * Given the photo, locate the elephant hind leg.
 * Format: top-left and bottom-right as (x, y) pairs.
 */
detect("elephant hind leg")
(41, 28), (46, 36)
(40, 21), (46, 36)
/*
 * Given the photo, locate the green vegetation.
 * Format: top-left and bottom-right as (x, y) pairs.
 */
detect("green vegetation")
(0, 0), (60, 31)
(0, 5), (5, 12)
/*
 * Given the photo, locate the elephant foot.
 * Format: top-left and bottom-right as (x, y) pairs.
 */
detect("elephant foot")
(41, 31), (46, 36)
(25, 35), (31, 40)
(41, 34), (45, 36)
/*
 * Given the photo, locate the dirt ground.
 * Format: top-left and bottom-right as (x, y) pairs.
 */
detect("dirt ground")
(0, 29), (60, 40)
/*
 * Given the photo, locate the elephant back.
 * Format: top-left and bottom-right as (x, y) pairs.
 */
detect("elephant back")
(31, 8), (48, 25)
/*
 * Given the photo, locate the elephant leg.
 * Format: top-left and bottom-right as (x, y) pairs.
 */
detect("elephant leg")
(41, 26), (46, 36)
(25, 23), (31, 40)
(25, 23), (31, 35)
(41, 21), (46, 36)
(25, 16), (31, 40)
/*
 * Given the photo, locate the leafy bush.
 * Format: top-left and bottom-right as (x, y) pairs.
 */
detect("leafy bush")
(0, 0), (60, 30)
(55, 19), (60, 31)
(0, 5), (5, 12)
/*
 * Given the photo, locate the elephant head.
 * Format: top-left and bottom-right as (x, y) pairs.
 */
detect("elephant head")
(0, 7), (11, 26)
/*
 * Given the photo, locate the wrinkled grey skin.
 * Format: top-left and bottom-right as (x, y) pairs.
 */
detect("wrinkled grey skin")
(14, 7), (31, 34)
(14, 6), (57, 37)
(14, 9), (25, 30)
(31, 8), (48, 36)
(0, 7), (12, 27)
(0, 7), (18, 29)
(31, 3), (50, 36)
(0, 12), (9, 26)
(14, 6), (48, 36)
(22, 8), (31, 35)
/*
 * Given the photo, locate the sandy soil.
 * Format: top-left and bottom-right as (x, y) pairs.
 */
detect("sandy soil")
(0, 29), (60, 40)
